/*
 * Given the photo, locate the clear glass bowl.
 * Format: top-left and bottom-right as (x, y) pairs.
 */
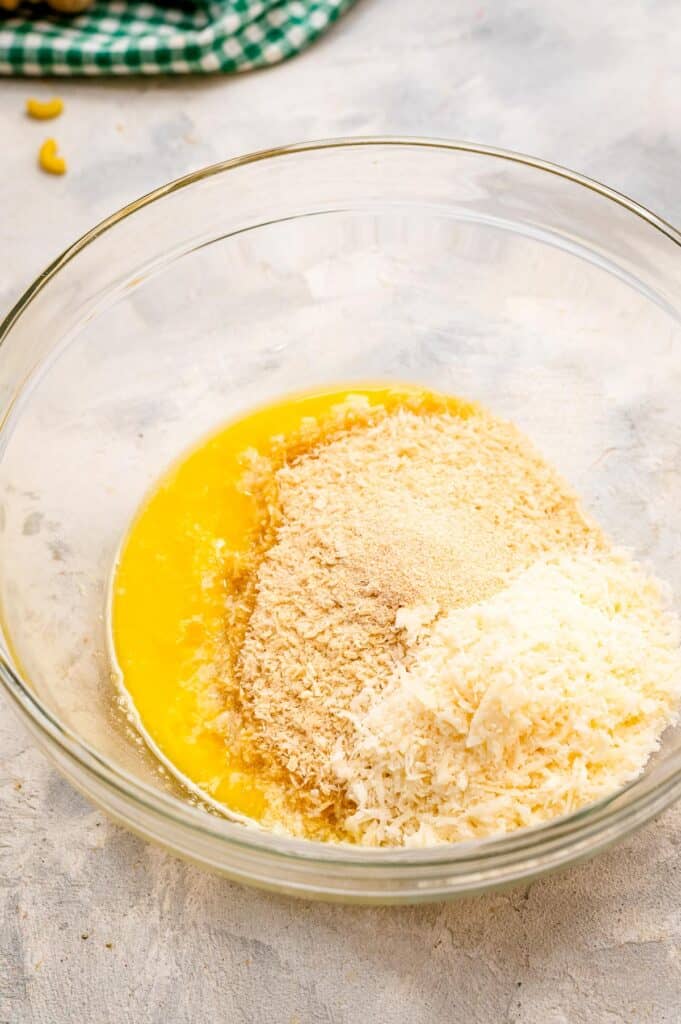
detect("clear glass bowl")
(2, 138), (681, 903)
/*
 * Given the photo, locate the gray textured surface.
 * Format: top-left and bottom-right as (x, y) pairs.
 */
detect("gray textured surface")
(2, 2), (681, 1021)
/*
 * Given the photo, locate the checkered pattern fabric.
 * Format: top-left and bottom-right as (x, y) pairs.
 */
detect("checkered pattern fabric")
(0, 0), (355, 75)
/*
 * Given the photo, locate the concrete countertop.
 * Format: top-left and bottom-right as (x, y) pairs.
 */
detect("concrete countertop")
(1, 2), (681, 1021)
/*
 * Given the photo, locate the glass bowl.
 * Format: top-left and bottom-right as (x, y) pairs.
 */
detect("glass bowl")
(2, 137), (681, 904)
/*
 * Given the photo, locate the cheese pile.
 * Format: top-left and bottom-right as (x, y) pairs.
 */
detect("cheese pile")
(336, 550), (681, 846)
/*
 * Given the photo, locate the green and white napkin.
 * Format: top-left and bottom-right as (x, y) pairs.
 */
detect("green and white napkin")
(0, 0), (355, 76)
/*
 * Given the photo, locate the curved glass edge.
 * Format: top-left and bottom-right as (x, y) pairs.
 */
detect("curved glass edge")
(2, 136), (681, 348)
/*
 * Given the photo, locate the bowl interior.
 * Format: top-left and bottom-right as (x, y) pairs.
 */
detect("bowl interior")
(2, 141), (681, 829)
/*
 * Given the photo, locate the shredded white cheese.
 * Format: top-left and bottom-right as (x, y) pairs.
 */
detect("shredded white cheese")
(337, 550), (681, 847)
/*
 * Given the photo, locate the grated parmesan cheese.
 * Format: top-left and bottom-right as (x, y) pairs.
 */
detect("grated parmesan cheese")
(339, 550), (681, 846)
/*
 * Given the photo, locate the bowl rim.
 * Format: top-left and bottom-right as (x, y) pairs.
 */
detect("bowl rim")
(2, 134), (681, 870)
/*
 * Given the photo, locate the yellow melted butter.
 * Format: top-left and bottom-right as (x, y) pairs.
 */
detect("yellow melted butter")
(111, 383), (478, 832)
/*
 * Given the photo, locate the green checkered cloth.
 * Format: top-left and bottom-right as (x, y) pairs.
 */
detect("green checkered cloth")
(0, 0), (355, 75)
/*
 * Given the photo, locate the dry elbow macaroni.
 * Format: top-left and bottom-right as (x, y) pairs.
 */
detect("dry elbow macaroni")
(38, 138), (67, 176)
